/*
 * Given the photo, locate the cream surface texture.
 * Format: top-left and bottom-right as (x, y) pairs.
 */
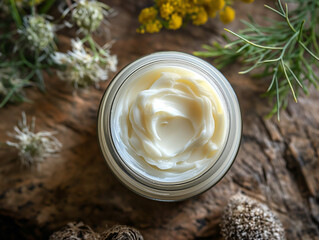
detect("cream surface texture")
(112, 66), (228, 182)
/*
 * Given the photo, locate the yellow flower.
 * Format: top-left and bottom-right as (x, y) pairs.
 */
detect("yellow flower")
(168, 13), (182, 30)
(138, 7), (158, 24)
(160, 3), (174, 19)
(192, 7), (208, 25)
(171, 0), (189, 17)
(173, 0), (185, 9)
(136, 28), (145, 34)
(138, 0), (239, 33)
(199, 0), (211, 4)
(219, 6), (235, 24)
(156, 0), (166, 5)
(145, 20), (163, 33)
(210, 0), (225, 11)
(207, 8), (217, 18)
(205, 4), (217, 18)
(241, 0), (254, 2)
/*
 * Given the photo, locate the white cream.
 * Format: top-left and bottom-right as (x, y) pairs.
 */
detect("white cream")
(112, 67), (228, 181)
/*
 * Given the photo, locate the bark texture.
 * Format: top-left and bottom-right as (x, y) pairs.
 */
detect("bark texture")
(0, 0), (318, 239)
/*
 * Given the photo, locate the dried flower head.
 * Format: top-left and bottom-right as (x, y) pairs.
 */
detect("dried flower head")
(20, 15), (55, 52)
(71, 0), (110, 32)
(49, 223), (143, 240)
(52, 39), (117, 88)
(221, 193), (286, 240)
(6, 112), (62, 166)
(100, 225), (144, 240)
(49, 222), (99, 240)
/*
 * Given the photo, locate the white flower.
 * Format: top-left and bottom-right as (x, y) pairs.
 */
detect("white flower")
(20, 15), (55, 52)
(6, 112), (62, 166)
(107, 54), (118, 72)
(52, 39), (117, 88)
(72, 39), (84, 51)
(71, 0), (108, 32)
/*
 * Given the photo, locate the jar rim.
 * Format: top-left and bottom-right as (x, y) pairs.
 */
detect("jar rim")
(98, 51), (242, 201)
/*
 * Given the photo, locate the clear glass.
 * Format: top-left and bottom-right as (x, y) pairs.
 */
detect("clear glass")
(98, 52), (242, 201)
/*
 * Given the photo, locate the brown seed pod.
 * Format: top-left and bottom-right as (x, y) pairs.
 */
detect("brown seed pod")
(49, 222), (100, 240)
(100, 225), (143, 240)
(220, 193), (286, 240)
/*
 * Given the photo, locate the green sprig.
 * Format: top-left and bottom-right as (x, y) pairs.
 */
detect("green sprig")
(194, 0), (319, 120)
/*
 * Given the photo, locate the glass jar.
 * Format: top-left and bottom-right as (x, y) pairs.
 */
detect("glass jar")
(98, 52), (242, 201)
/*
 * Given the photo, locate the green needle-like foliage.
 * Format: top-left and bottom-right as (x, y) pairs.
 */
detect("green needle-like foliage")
(194, 0), (319, 120)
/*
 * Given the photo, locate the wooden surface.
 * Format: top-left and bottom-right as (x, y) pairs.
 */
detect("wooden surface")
(1, 0), (319, 239)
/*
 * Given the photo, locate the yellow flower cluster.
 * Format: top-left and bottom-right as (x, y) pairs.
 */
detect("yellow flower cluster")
(138, 7), (163, 33)
(137, 0), (254, 34)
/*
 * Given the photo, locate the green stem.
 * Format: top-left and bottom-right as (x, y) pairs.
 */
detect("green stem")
(311, 28), (319, 54)
(0, 61), (24, 67)
(0, 78), (32, 108)
(281, 58), (297, 102)
(19, 49), (36, 69)
(299, 42), (319, 61)
(31, 0), (36, 16)
(275, 76), (280, 121)
(9, 0), (22, 27)
(279, 31), (299, 59)
(267, 64), (279, 92)
(225, 28), (284, 50)
(264, 5), (285, 17)
(39, 0), (56, 14)
(284, 4), (296, 33)
(87, 35), (98, 57)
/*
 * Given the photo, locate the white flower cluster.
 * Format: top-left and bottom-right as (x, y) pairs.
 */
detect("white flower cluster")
(71, 0), (105, 32)
(52, 39), (117, 88)
(7, 112), (62, 166)
(21, 15), (55, 52)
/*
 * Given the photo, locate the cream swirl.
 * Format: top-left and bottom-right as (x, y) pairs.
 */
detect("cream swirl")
(118, 71), (227, 172)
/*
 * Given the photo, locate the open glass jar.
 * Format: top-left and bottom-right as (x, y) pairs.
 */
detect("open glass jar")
(98, 52), (242, 201)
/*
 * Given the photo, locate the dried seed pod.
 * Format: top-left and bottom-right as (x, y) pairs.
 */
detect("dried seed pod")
(100, 225), (143, 240)
(49, 222), (100, 240)
(220, 193), (285, 240)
